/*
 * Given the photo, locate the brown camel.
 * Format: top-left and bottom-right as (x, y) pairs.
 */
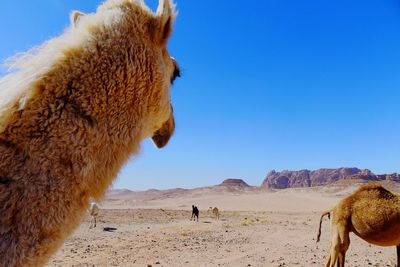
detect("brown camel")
(209, 206), (220, 220)
(0, 0), (179, 266)
(317, 183), (400, 267)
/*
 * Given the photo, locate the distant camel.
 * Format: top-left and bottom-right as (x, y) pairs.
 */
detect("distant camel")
(191, 205), (199, 222)
(317, 183), (400, 267)
(0, 0), (178, 266)
(89, 202), (99, 229)
(209, 207), (220, 220)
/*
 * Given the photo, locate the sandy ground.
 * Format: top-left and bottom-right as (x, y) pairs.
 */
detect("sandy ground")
(46, 189), (399, 267)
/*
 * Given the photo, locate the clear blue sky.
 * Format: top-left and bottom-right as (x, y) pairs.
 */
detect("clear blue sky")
(1, 0), (400, 190)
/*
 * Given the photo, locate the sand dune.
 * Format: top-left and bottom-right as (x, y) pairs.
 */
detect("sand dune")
(103, 189), (340, 212)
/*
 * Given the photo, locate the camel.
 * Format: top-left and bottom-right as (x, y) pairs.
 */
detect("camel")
(208, 207), (220, 220)
(317, 183), (400, 267)
(0, 0), (179, 266)
(191, 205), (199, 222)
(89, 202), (99, 229)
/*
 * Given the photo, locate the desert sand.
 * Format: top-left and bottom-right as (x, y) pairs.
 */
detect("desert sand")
(46, 185), (399, 267)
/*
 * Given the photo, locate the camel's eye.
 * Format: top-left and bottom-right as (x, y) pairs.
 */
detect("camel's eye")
(170, 59), (180, 84)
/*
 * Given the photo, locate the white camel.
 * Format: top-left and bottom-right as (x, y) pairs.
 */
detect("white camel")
(89, 202), (99, 229)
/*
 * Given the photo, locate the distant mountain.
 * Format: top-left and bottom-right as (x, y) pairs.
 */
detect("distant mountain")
(261, 168), (400, 189)
(106, 178), (257, 203)
(106, 169), (400, 203)
(219, 179), (250, 187)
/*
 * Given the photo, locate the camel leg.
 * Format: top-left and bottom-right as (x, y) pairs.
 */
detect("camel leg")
(327, 226), (342, 267)
(94, 216), (97, 228)
(338, 225), (349, 267)
(335, 224), (349, 267)
(325, 231), (339, 267)
(338, 253), (345, 267)
(325, 255), (331, 267)
(328, 246), (339, 267)
(89, 216), (93, 229)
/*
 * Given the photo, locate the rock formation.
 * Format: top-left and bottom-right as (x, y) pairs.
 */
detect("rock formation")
(219, 179), (250, 187)
(261, 168), (399, 189)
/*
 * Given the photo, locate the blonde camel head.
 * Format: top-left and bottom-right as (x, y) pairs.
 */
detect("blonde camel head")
(317, 183), (400, 267)
(0, 0), (179, 266)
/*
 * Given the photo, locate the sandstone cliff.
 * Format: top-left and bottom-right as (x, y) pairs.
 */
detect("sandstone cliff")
(261, 168), (399, 189)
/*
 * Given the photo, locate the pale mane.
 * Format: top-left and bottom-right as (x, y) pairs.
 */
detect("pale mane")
(0, 0), (155, 118)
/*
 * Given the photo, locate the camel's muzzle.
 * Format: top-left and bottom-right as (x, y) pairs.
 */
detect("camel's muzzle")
(151, 113), (175, 148)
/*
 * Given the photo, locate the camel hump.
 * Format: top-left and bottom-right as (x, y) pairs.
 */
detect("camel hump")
(354, 183), (392, 195)
(357, 183), (385, 191)
(351, 183), (396, 202)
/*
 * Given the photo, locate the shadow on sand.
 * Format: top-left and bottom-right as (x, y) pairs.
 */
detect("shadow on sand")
(103, 227), (117, 232)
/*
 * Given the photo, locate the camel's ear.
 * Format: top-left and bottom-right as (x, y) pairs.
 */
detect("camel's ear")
(150, 0), (176, 46)
(70, 10), (85, 28)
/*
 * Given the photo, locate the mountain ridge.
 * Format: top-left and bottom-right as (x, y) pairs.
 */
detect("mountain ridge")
(261, 167), (400, 189)
(108, 168), (400, 196)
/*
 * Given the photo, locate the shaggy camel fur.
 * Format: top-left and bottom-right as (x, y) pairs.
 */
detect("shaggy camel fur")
(89, 202), (100, 229)
(0, 1), (179, 266)
(209, 207), (220, 220)
(317, 183), (400, 267)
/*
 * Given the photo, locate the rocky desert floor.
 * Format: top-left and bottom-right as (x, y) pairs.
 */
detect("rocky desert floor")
(46, 187), (399, 267)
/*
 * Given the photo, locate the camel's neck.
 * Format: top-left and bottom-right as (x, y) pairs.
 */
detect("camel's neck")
(0, 98), (143, 266)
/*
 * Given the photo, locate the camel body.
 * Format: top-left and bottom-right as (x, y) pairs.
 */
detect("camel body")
(209, 207), (220, 220)
(89, 202), (100, 228)
(191, 205), (199, 222)
(349, 196), (400, 246)
(318, 183), (400, 266)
